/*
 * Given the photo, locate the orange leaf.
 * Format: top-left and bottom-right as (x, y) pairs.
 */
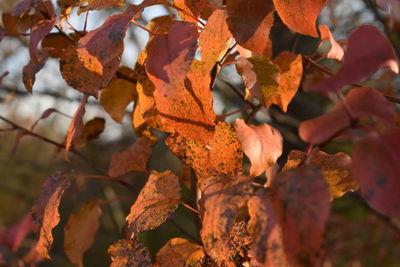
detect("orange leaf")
(173, 0), (221, 22)
(318, 25), (344, 61)
(31, 172), (71, 259)
(64, 200), (102, 267)
(273, 0), (327, 37)
(125, 170), (181, 236)
(234, 119), (283, 177)
(108, 136), (154, 177)
(108, 239), (151, 267)
(199, 174), (253, 261)
(154, 238), (201, 267)
(352, 128), (400, 218)
(100, 66), (138, 123)
(226, 0), (274, 57)
(308, 25), (399, 93)
(284, 150), (357, 199)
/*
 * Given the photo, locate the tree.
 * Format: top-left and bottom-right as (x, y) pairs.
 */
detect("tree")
(0, 0), (400, 266)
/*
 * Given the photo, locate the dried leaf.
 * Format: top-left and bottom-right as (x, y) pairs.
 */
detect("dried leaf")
(154, 238), (200, 267)
(273, 0), (327, 37)
(199, 8), (232, 71)
(352, 128), (400, 218)
(22, 55), (47, 93)
(236, 56), (280, 108)
(108, 136), (154, 177)
(270, 167), (331, 267)
(318, 25), (344, 61)
(12, 0), (40, 16)
(29, 16), (56, 64)
(108, 239), (151, 267)
(299, 87), (395, 144)
(74, 117), (105, 149)
(125, 170), (181, 236)
(31, 172), (71, 259)
(64, 200), (102, 267)
(226, 0), (274, 57)
(41, 32), (82, 58)
(284, 150), (357, 199)
(272, 51), (303, 112)
(308, 25), (399, 93)
(185, 247), (208, 266)
(64, 95), (87, 160)
(234, 119), (283, 177)
(174, 0), (222, 22)
(77, 0), (125, 14)
(0, 213), (32, 251)
(199, 174), (253, 261)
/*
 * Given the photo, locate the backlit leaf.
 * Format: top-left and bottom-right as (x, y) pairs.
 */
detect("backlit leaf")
(125, 170), (181, 236)
(154, 238), (200, 267)
(236, 56), (280, 108)
(226, 0), (274, 57)
(308, 25), (399, 93)
(31, 172), (71, 259)
(108, 136), (154, 177)
(284, 150), (357, 199)
(64, 200), (102, 267)
(108, 239), (151, 267)
(273, 0), (327, 37)
(22, 55), (47, 93)
(173, 0), (222, 22)
(299, 87), (395, 144)
(318, 25), (344, 61)
(234, 119), (283, 177)
(352, 128), (400, 218)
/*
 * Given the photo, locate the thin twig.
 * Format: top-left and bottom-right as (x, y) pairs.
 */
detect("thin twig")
(73, 174), (137, 192)
(131, 20), (158, 36)
(220, 79), (256, 108)
(245, 104), (263, 123)
(167, 217), (202, 244)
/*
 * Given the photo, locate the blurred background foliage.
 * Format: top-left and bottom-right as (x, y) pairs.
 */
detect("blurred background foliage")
(0, 0), (400, 266)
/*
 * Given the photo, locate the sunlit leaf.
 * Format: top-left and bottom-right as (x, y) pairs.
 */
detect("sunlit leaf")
(108, 239), (151, 267)
(318, 25), (344, 61)
(154, 238), (200, 267)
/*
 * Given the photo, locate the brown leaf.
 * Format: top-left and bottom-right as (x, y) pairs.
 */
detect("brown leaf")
(29, 16), (56, 64)
(31, 172), (71, 259)
(74, 117), (105, 149)
(273, 0), (327, 37)
(199, 174), (253, 261)
(308, 25), (399, 93)
(22, 54), (47, 93)
(41, 32), (82, 58)
(284, 150), (357, 199)
(108, 136), (154, 177)
(226, 0), (274, 57)
(12, 0), (40, 16)
(173, 0), (222, 22)
(167, 122), (243, 181)
(77, 0), (125, 14)
(199, 8), (232, 71)
(0, 213), (32, 251)
(108, 239), (151, 267)
(272, 51), (303, 112)
(299, 87), (395, 144)
(352, 128), (400, 218)
(234, 119), (282, 177)
(64, 200), (102, 267)
(270, 167), (331, 267)
(185, 247), (208, 266)
(64, 95), (87, 160)
(318, 25), (344, 61)
(154, 238), (200, 267)
(125, 170), (181, 236)
(236, 56), (280, 108)
(30, 107), (69, 131)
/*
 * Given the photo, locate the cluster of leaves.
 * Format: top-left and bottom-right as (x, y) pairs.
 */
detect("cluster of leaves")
(0, 0), (400, 266)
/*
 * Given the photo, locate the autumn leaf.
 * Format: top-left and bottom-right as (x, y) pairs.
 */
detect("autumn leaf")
(226, 0), (274, 57)
(64, 95), (87, 160)
(29, 12), (56, 64)
(273, 0), (327, 37)
(41, 32), (83, 58)
(30, 108), (69, 131)
(173, 0), (221, 22)
(73, 116), (105, 148)
(308, 25), (399, 93)
(199, 174), (253, 261)
(108, 136), (154, 177)
(22, 54), (47, 93)
(0, 213), (32, 251)
(125, 170), (181, 236)
(352, 128), (400, 218)
(12, 0), (40, 16)
(299, 87), (395, 144)
(234, 119), (282, 177)
(31, 172), (71, 259)
(64, 200), (102, 267)
(318, 25), (344, 61)
(154, 238), (201, 267)
(77, 0), (125, 14)
(108, 239), (151, 267)
(270, 167), (330, 266)
(284, 150), (357, 199)
(236, 56), (280, 108)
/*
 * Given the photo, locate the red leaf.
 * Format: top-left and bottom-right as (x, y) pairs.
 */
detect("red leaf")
(273, 0), (327, 37)
(226, 0), (274, 57)
(31, 172), (71, 259)
(270, 167), (330, 266)
(352, 128), (400, 218)
(64, 200), (102, 267)
(108, 239), (151, 267)
(299, 87), (395, 144)
(308, 25), (399, 93)
(65, 95), (88, 160)
(29, 16), (55, 64)
(0, 213), (32, 251)
(234, 119), (282, 177)
(125, 170), (181, 236)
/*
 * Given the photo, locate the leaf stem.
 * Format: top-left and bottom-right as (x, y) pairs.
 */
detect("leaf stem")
(180, 201), (199, 214)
